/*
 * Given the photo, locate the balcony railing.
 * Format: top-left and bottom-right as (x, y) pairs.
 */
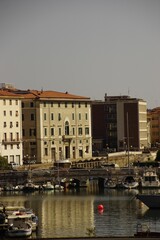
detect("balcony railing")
(2, 139), (21, 144)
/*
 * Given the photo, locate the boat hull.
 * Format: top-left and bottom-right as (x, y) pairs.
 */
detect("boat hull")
(136, 194), (160, 208)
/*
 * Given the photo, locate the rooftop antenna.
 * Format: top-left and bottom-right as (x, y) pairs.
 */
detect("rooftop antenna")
(128, 87), (130, 96)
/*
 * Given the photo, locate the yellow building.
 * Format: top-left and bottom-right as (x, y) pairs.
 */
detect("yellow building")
(14, 89), (92, 164)
(147, 107), (160, 147)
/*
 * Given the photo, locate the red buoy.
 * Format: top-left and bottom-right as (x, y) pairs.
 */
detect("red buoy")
(97, 204), (104, 211)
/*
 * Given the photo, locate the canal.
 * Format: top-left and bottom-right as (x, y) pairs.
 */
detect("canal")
(1, 183), (160, 238)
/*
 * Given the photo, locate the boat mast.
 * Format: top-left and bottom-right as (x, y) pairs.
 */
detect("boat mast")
(127, 112), (130, 168)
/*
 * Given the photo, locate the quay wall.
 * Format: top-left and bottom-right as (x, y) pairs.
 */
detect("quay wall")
(0, 152), (157, 187)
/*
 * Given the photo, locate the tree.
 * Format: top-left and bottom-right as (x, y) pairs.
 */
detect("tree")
(0, 156), (10, 170)
(155, 149), (160, 161)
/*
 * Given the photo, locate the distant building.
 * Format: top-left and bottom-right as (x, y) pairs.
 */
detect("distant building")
(91, 94), (148, 152)
(0, 89), (23, 165)
(147, 107), (160, 147)
(0, 85), (92, 164)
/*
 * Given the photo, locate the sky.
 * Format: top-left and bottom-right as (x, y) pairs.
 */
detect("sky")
(0, 0), (160, 109)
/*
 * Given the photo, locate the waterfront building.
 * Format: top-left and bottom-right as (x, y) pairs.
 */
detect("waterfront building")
(91, 94), (148, 152)
(0, 85), (23, 165)
(147, 107), (160, 147)
(0, 85), (92, 164)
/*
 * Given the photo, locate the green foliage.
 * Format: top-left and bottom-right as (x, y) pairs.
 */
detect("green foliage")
(155, 149), (160, 161)
(0, 156), (10, 170)
(86, 227), (96, 237)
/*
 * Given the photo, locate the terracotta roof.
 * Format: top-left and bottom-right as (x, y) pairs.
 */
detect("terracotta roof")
(0, 90), (23, 98)
(0, 88), (90, 100)
(14, 89), (90, 100)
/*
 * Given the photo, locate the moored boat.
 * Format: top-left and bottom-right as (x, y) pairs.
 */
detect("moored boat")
(43, 181), (54, 190)
(6, 215), (32, 237)
(136, 193), (160, 208)
(139, 170), (160, 188)
(121, 175), (139, 189)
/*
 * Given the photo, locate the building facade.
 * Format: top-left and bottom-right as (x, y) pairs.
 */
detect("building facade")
(147, 107), (160, 147)
(92, 95), (148, 152)
(0, 89), (23, 165)
(13, 89), (92, 164)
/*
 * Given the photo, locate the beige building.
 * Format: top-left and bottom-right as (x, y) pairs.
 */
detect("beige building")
(11, 89), (92, 164)
(147, 107), (160, 147)
(0, 88), (23, 165)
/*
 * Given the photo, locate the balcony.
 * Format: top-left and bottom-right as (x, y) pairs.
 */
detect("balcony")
(62, 135), (74, 142)
(2, 139), (21, 144)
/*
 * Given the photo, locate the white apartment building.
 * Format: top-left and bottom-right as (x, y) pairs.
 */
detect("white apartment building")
(0, 90), (23, 165)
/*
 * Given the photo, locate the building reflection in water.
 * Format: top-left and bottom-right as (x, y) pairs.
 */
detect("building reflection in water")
(0, 193), (95, 238)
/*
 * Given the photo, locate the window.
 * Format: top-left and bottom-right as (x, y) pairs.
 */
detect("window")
(58, 113), (61, 121)
(30, 102), (34, 107)
(72, 103), (74, 108)
(79, 113), (81, 120)
(86, 146), (89, 153)
(85, 102), (87, 108)
(22, 129), (25, 136)
(10, 133), (13, 141)
(3, 99), (6, 105)
(16, 100), (18, 105)
(44, 128), (47, 136)
(72, 113), (74, 120)
(15, 111), (18, 116)
(16, 122), (19, 127)
(85, 113), (88, 120)
(31, 113), (34, 121)
(10, 122), (13, 128)
(72, 127), (75, 135)
(29, 129), (36, 137)
(9, 100), (12, 105)
(44, 148), (48, 156)
(51, 102), (53, 107)
(78, 127), (83, 135)
(78, 102), (81, 108)
(65, 121), (69, 135)
(85, 127), (89, 135)
(4, 111), (6, 116)
(16, 132), (19, 141)
(58, 102), (61, 107)
(44, 102), (46, 107)
(51, 113), (54, 121)
(59, 128), (61, 136)
(22, 102), (24, 108)
(10, 111), (12, 116)
(51, 128), (54, 136)
(4, 122), (6, 128)
(65, 102), (67, 108)
(44, 113), (47, 121)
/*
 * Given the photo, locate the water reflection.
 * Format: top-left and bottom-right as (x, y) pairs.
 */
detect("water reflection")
(0, 188), (160, 238)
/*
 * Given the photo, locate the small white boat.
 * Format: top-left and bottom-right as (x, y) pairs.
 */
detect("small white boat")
(122, 175), (139, 189)
(7, 215), (32, 237)
(140, 170), (160, 188)
(54, 184), (64, 190)
(43, 181), (54, 190)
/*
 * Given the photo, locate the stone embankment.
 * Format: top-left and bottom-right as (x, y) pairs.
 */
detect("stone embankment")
(0, 152), (157, 187)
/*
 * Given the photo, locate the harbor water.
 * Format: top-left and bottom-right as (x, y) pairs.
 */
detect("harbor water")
(1, 182), (160, 238)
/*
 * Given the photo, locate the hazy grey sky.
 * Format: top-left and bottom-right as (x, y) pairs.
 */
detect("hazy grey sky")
(0, 0), (160, 108)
